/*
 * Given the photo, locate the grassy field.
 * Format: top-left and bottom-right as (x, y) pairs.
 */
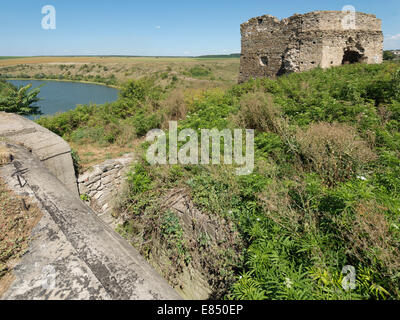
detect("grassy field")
(0, 56), (133, 66)
(0, 56), (240, 89)
(0, 57), (20, 61)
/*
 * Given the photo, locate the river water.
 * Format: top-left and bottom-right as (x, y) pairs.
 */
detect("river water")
(7, 80), (119, 119)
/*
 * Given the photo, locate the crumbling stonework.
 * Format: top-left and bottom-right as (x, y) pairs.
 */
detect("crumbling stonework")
(239, 11), (383, 82)
(78, 154), (133, 225)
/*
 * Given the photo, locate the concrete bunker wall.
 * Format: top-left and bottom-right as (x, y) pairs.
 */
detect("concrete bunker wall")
(239, 11), (383, 83)
(0, 112), (79, 195)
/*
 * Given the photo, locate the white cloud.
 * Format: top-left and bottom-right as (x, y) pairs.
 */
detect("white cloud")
(155, 26), (161, 29)
(384, 33), (400, 50)
(183, 51), (191, 55)
(389, 34), (400, 40)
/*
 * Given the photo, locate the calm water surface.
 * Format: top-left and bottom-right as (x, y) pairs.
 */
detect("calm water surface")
(7, 80), (119, 119)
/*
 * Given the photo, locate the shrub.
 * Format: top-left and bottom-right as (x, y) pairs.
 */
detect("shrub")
(119, 78), (161, 105)
(0, 80), (41, 115)
(127, 163), (153, 194)
(70, 149), (82, 176)
(234, 91), (281, 133)
(295, 123), (377, 185)
(346, 201), (400, 278)
(383, 51), (395, 61)
(33, 73), (46, 79)
(188, 65), (212, 78)
(161, 89), (188, 126)
(131, 109), (161, 137)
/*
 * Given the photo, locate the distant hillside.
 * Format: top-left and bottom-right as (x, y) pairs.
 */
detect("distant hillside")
(0, 57), (26, 60)
(197, 53), (240, 59)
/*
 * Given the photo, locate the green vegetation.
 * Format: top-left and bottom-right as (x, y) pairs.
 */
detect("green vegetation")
(37, 77), (163, 144)
(384, 50), (396, 61)
(160, 210), (191, 264)
(198, 53), (241, 59)
(184, 65), (213, 78)
(35, 61), (400, 300)
(0, 57), (24, 60)
(0, 80), (41, 115)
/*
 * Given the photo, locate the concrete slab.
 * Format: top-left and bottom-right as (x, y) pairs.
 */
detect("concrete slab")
(0, 143), (181, 300)
(0, 112), (78, 195)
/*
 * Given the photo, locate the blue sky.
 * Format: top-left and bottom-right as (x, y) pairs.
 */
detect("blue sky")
(0, 0), (399, 56)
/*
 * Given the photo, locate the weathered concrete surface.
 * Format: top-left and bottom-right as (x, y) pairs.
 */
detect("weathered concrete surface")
(239, 11), (383, 82)
(0, 112), (78, 195)
(0, 143), (181, 300)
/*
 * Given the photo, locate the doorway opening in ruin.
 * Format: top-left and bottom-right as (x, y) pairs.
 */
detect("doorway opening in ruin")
(342, 50), (364, 65)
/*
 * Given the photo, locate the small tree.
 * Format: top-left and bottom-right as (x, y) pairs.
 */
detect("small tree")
(0, 80), (41, 115)
(383, 50), (395, 61)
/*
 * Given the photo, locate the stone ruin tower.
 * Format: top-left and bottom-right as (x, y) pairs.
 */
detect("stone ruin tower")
(239, 11), (383, 83)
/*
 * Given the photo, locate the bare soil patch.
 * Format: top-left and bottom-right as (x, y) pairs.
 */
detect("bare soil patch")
(0, 167), (43, 296)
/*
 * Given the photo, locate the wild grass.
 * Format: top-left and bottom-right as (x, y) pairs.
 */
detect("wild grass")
(295, 122), (377, 186)
(0, 143), (12, 166)
(32, 61), (400, 300)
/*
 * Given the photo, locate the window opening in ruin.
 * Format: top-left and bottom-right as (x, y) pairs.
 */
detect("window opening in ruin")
(260, 56), (269, 66)
(258, 19), (263, 24)
(342, 50), (364, 65)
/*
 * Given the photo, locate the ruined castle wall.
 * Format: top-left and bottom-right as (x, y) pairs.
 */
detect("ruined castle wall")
(309, 11), (382, 31)
(239, 16), (291, 81)
(311, 12), (383, 68)
(297, 31), (324, 72)
(320, 31), (383, 68)
(239, 11), (383, 83)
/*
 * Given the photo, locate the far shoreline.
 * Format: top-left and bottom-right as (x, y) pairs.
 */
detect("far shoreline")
(4, 77), (121, 90)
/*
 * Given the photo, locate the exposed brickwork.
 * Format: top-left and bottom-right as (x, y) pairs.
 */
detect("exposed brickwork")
(239, 11), (383, 82)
